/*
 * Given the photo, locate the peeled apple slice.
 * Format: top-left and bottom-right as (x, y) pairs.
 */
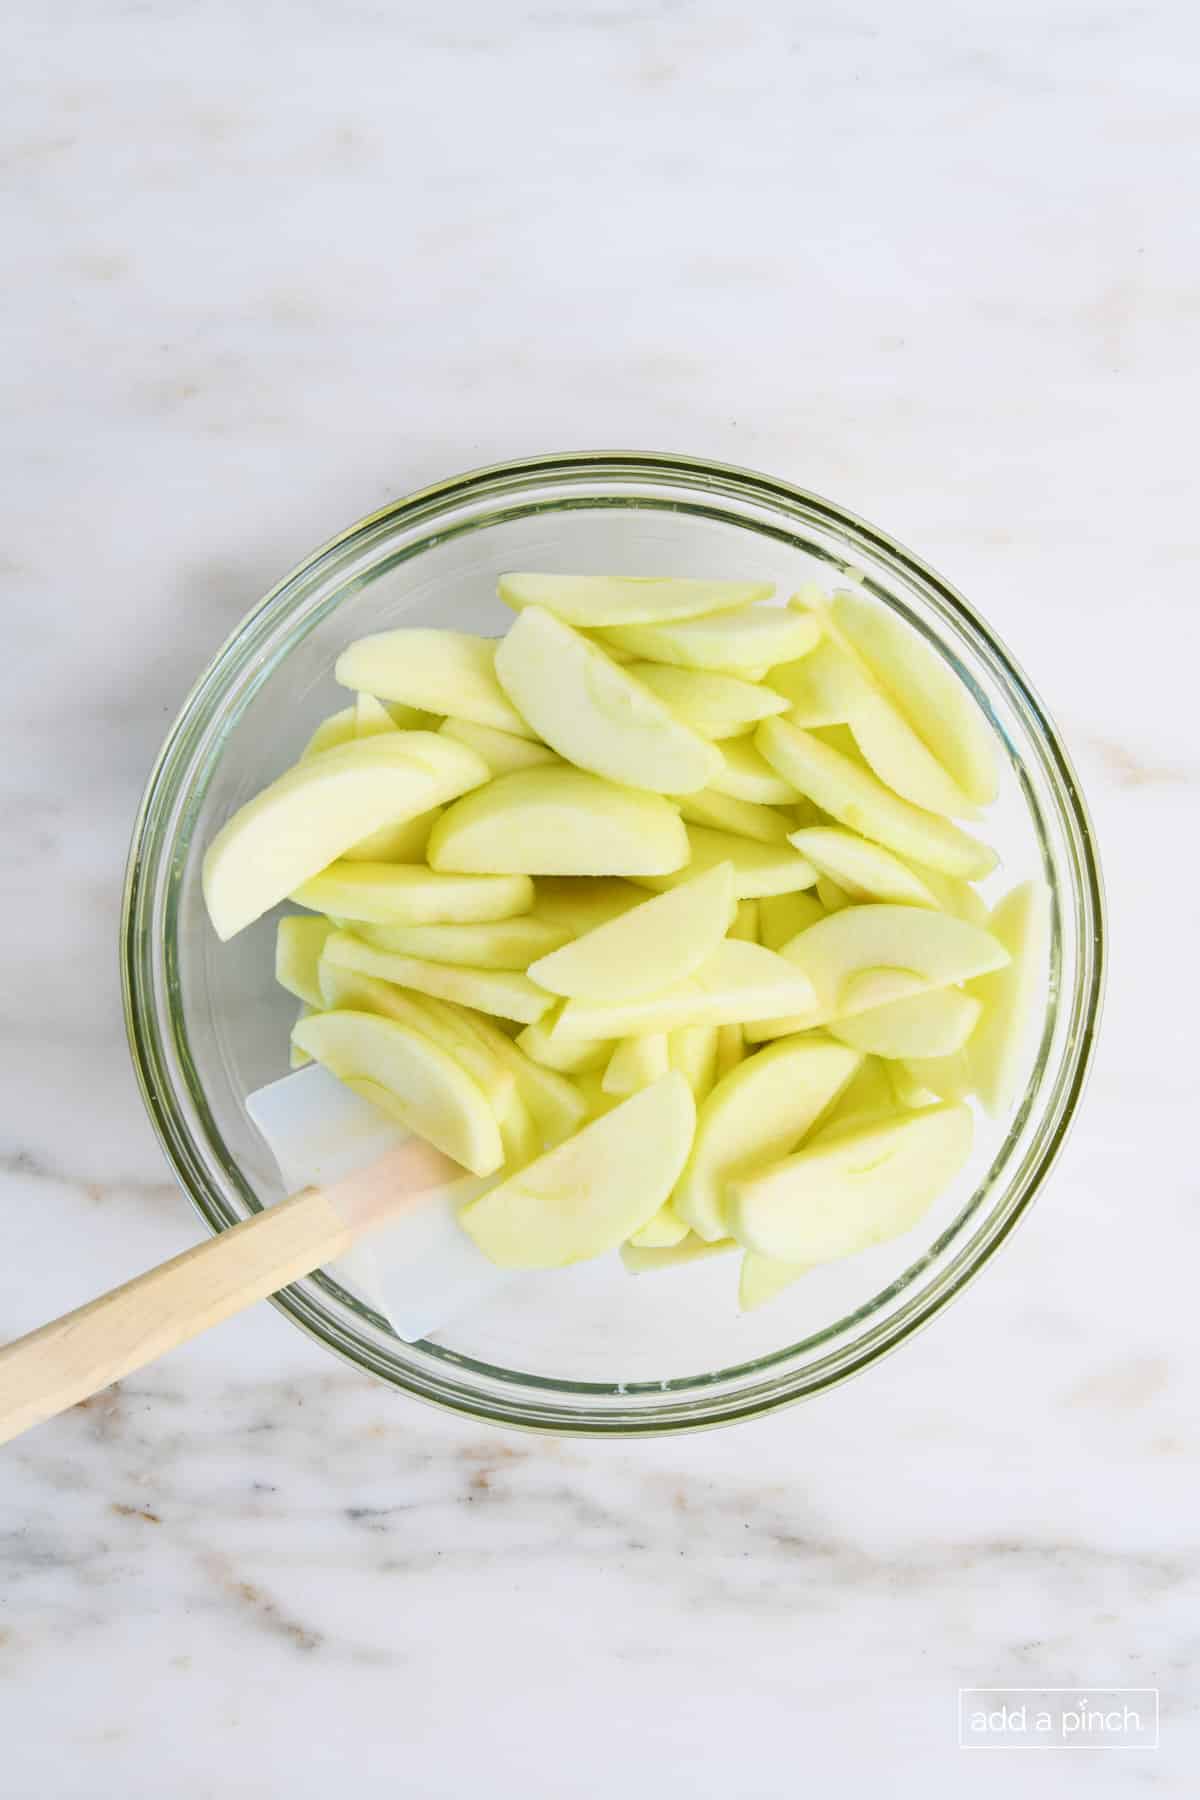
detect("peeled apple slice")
(627, 1202), (690, 1248)
(428, 999), (589, 1144)
(335, 630), (534, 738)
(529, 863), (735, 1002)
(202, 733), (489, 941)
(621, 1236), (735, 1274)
(428, 767), (689, 877)
(711, 739), (797, 805)
(776, 904), (1009, 1026)
(902, 1050), (973, 1103)
(758, 890), (825, 951)
(515, 1016), (611, 1075)
(603, 1033), (670, 1096)
(669, 1024), (720, 1104)
(461, 1074), (697, 1268)
(756, 718), (996, 880)
(600, 606), (821, 674)
(321, 931), (552, 1024)
(340, 805), (443, 865)
(729, 899), (759, 943)
(292, 1010), (505, 1177)
(817, 1056), (898, 1131)
(355, 692), (398, 738)
(816, 875), (852, 913)
(767, 639), (863, 726)
(828, 987), (983, 1058)
(495, 608), (720, 795)
(715, 1022), (744, 1079)
(439, 717), (559, 776)
(674, 1036), (860, 1241)
(353, 915), (568, 970)
(293, 862), (533, 925)
(967, 880), (1050, 1115)
(832, 591), (999, 807)
(789, 827), (940, 907)
(551, 939), (817, 1041)
(529, 877), (646, 935)
(300, 706), (357, 759)
(628, 664), (789, 738)
(678, 790), (791, 843)
(275, 915), (333, 1007)
(739, 1253), (812, 1312)
(633, 825), (816, 899)
(728, 1102), (975, 1262)
(497, 572), (770, 627)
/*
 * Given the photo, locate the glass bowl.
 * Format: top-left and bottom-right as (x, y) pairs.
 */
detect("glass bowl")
(122, 452), (1105, 1435)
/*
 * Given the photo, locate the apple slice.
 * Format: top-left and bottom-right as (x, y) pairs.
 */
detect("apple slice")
(293, 1009), (505, 1176)
(678, 789), (790, 843)
(460, 1074), (696, 1268)
(627, 664), (789, 738)
(832, 590), (999, 807)
(289, 1004), (314, 1068)
(315, 962), (516, 1115)
(728, 1102), (975, 1262)
(767, 638), (864, 726)
(529, 863), (735, 1002)
(494, 607), (720, 795)
(756, 718), (996, 879)
(669, 1024), (720, 1104)
(967, 880), (1050, 1115)
(633, 825), (817, 899)
(739, 1253), (812, 1311)
(788, 827), (939, 907)
(351, 915), (568, 970)
(843, 688), (979, 819)
(673, 1036), (860, 1241)
(574, 1072), (623, 1119)
(729, 899), (759, 942)
(439, 717), (560, 777)
(710, 738), (797, 806)
(603, 1033), (670, 1096)
(901, 1050), (973, 1103)
(515, 1015), (611, 1075)
(715, 1023), (744, 1079)
(816, 1056), (897, 1131)
(300, 706), (357, 759)
(497, 572), (770, 626)
(621, 1236), (735, 1274)
(776, 903), (1008, 1025)
(600, 605), (821, 674)
(886, 1062), (941, 1109)
(529, 876), (646, 935)
(275, 916), (333, 1007)
(758, 890), (825, 951)
(551, 939), (817, 1041)
(335, 629), (534, 737)
(913, 866), (989, 926)
(425, 999), (589, 1145)
(292, 862), (533, 925)
(428, 766), (689, 877)
(829, 987), (983, 1058)
(339, 805), (443, 865)
(202, 733), (490, 941)
(321, 931), (552, 1024)
(627, 1202), (691, 1248)
(354, 692), (398, 738)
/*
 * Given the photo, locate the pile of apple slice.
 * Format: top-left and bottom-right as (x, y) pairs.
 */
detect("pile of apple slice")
(203, 573), (1048, 1312)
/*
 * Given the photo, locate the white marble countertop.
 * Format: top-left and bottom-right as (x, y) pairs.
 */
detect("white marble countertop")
(4, 1), (1196, 1793)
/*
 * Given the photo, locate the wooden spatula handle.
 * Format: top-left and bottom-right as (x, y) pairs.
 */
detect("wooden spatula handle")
(0, 1188), (350, 1447)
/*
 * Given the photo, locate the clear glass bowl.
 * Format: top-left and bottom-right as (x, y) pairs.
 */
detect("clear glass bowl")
(122, 452), (1105, 1435)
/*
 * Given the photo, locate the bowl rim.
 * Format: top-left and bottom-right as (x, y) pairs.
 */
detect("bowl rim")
(121, 449), (1106, 1434)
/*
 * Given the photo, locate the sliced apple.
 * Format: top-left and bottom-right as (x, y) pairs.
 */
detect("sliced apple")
(600, 605), (821, 674)
(339, 805), (443, 865)
(529, 876), (647, 935)
(275, 915), (333, 1007)
(901, 1050), (973, 1103)
(354, 692), (398, 738)
(633, 825), (817, 899)
(673, 1036), (860, 1241)
(739, 1253), (812, 1311)
(758, 890), (825, 951)
(729, 899), (759, 942)
(429, 766), (689, 878)
(627, 1202), (691, 1248)
(816, 875), (852, 913)
(913, 866), (990, 926)
(494, 607), (720, 794)
(293, 1009), (504, 1176)
(321, 931), (552, 1024)
(293, 862), (533, 925)
(460, 1074), (697, 1268)
(816, 1056), (898, 1131)
(515, 1015), (611, 1075)
(574, 1071), (623, 1119)
(829, 987), (983, 1058)
(628, 664), (789, 738)
(678, 790), (790, 844)
(756, 718), (996, 879)
(352, 915), (568, 970)
(621, 1236), (736, 1274)
(603, 1033), (670, 1096)
(498, 572), (770, 626)
(552, 939), (817, 1041)
(967, 880), (1050, 1115)
(776, 903), (1008, 1025)
(289, 1003), (314, 1068)
(335, 629), (534, 737)
(669, 1023), (720, 1104)
(715, 1022), (744, 1079)
(300, 706), (357, 759)
(438, 717), (560, 776)
(886, 1062), (941, 1109)
(729, 1102), (974, 1262)
(202, 733), (489, 941)
(845, 688), (979, 819)
(767, 638), (864, 726)
(789, 827), (940, 906)
(430, 1000), (589, 1144)
(832, 590), (999, 806)
(711, 738), (797, 805)
(528, 863), (735, 1002)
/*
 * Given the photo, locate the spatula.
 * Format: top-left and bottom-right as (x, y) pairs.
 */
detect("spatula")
(0, 1063), (511, 1446)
